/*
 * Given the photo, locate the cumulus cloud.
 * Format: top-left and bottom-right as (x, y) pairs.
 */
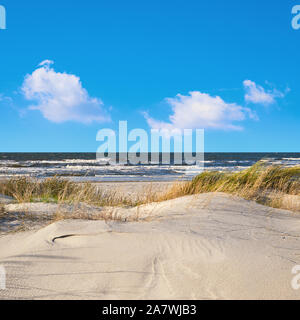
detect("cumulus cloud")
(145, 91), (257, 131)
(243, 80), (285, 106)
(21, 60), (110, 124)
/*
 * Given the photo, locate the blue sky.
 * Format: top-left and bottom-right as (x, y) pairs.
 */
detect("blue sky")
(0, 0), (299, 152)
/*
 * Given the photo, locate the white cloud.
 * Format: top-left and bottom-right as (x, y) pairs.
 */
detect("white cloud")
(0, 93), (12, 103)
(38, 59), (54, 67)
(243, 80), (285, 106)
(145, 91), (257, 131)
(21, 60), (110, 124)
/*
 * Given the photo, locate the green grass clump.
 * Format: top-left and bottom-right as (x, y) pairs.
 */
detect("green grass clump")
(0, 177), (76, 203)
(189, 163), (300, 196)
(157, 162), (300, 211)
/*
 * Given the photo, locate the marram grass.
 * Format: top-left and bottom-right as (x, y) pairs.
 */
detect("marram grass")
(0, 162), (299, 212)
(156, 162), (300, 211)
(0, 176), (137, 207)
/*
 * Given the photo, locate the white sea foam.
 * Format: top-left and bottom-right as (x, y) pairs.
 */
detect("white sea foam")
(0, 155), (299, 182)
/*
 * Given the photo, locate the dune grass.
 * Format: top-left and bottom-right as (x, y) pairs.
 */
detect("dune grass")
(0, 204), (5, 217)
(0, 177), (139, 230)
(157, 162), (300, 211)
(0, 176), (138, 207)
(0, 162), (299, 213)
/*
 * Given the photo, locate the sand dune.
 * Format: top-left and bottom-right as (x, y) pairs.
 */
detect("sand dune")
(0, 193), (300, 300)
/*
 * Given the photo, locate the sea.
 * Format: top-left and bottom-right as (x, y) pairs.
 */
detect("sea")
(0, 153), (299, 182)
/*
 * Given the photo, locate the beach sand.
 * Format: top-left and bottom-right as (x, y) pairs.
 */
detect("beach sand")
(94, 181), (178, 201)
(1, 190), (300, 300)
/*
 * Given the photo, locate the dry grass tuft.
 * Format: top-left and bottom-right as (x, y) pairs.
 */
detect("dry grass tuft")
(0, 177), (138, 207)
(0, 204), (5, 218)
(0, 177), (74, 203)
(52, 206), (137, 223)
(0, 177), (145, 229)
(156, 162), (300, 212)
(0, 162), (299, 222)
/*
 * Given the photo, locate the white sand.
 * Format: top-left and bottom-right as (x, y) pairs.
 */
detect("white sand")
(0, 192), (300, 300)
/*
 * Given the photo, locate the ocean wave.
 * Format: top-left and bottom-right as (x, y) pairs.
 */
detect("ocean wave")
(0, 154), (299, 181)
